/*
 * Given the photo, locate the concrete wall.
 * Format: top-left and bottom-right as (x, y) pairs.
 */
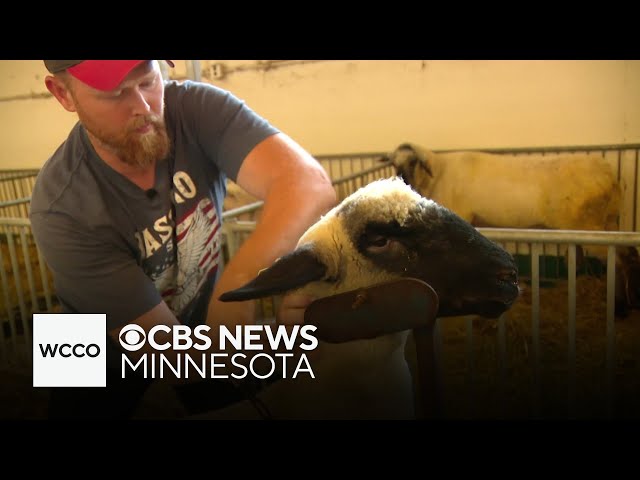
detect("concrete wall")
(0, 60), (638, 169)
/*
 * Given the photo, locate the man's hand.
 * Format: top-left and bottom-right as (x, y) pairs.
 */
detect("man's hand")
(276, 292), (322, 366)
(276, 292), (317, 326)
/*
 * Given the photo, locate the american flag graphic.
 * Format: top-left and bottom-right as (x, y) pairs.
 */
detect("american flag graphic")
(152, 197), (221, 315)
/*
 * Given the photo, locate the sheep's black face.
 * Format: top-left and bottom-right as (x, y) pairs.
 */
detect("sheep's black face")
(390, 143), (422, 185)
(396, 160), (417, 187)
(390, 144), (430, 187)
(356, 209), (520, 318)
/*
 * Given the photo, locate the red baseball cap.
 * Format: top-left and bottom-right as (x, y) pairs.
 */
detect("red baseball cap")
(43, 60), (175, 91)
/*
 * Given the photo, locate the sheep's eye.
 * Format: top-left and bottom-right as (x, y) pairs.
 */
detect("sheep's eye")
(364, 235), (390, 252)
(358, 221), (407, 255)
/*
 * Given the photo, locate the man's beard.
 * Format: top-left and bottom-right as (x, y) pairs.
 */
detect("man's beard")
(79, 110), (171, 169)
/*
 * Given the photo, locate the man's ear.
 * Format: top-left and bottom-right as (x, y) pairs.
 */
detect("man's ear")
(45, 75), (77, 113)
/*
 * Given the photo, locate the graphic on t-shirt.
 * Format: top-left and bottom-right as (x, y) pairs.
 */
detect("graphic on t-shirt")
(150, 196), (221, 315)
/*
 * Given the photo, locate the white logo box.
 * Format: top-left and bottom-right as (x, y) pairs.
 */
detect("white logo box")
(33, 313), (106, 387)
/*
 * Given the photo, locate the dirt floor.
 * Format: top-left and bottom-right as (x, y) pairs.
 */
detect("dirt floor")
(2, 274), (639, 420)
(404, 274), (640, 420)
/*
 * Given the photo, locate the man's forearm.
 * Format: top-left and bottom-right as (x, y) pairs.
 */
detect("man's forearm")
(207, 174), (336, 340)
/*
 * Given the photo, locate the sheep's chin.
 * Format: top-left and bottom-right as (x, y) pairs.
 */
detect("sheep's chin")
(439, 299), (514, 319)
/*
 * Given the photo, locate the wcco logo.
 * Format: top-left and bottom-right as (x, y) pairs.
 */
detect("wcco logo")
(39, 343), (101, 358)
(33, 314), (106, 387)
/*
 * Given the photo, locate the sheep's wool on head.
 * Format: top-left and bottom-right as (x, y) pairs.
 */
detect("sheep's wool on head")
(294, 177), (464, 299)
(337, 176), (436, 224)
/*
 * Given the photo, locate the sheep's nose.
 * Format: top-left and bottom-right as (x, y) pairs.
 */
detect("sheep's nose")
(497, 268), (518, 286)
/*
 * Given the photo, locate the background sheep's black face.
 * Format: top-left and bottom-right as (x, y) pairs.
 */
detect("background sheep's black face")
(396, 159), (417, 186)
(354, 209), (519, 318)
(390, 144), (431, 188)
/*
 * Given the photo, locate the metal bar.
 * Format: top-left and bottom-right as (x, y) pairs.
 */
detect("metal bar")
(567, 244), (577, 418)
(36, 245), (53, 311)
(220, 224), (237, 260)
(434, 144), (640, 155)
(223, 222), (257, 234)
(186, 60), (202, 82)
(531, 242), (541, 418)
(330, 162), (394, 184)
(0, 241), (10, 368)
(20, 229), (38, 313)
(0, 218), (31, 227)
(433, 318), (444, 416)
(4, 234), (21, 362)
(0, 171), (39, 180)
(19, 228), (34, 365)
(606, 245), (616, 418)
(635, 149), (639, 232)
(498, 311), (507, 416)
(314, 152), (388, 161)
(466, 315), (474, 418)
(0, 197), (31, 208)
(480, 228), (640, 246)
(311, 144), (640, 160)
(0, 181), (9, 205)
(222, 201), (264, 220)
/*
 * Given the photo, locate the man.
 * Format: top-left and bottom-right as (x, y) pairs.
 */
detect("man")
(31, 60), (336, 418)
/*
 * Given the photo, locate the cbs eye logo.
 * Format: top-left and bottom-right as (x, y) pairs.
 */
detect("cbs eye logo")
(119, 324), (146, 351)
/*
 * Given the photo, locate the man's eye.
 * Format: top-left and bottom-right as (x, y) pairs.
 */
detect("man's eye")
(142, 77), (157, 88)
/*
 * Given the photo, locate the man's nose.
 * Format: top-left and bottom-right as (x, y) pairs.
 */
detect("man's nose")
(130, 88), (152, 115)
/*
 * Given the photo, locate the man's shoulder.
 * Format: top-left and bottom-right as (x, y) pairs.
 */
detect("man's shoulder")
(164, 79), (228, 96)
(163, 80), (233, 114)
(30, 125), (98, 217)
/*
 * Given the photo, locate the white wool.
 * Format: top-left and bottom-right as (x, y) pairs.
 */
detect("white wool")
(393, 145), (619, 232)
(295, 177), (439, 297)
(392, 144), (621, 259)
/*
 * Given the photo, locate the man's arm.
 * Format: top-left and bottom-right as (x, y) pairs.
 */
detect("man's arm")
(103, 131), (333, 372)
(207, 132), (337, 338)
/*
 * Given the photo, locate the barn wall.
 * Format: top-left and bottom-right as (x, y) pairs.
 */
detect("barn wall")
(0, 60), (638, 169)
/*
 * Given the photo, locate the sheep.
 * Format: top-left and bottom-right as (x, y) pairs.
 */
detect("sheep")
(389, 143), (621, 234)
(387, 143), (639, 317)
(190, 177), (519, 420)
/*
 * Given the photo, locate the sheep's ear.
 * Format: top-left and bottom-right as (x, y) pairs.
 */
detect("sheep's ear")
(398, 143), (433, 178)
(218, 245), (327, 301)
(417, 151), (434, 178)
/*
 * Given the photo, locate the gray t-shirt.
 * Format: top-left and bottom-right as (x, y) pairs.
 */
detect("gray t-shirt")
(30, 80), (279, 332)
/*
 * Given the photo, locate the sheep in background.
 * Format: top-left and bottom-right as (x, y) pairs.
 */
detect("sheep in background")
(388, 143), (639, 316)
(389, 143), (621, 234)
(192, 177), (519, 420)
